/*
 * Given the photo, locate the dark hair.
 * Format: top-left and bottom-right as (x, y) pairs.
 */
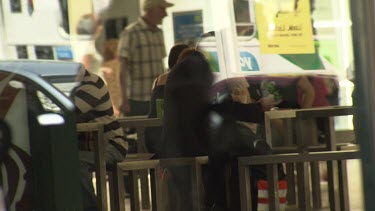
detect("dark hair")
(170, 50), (212, 90)
(76, 14), (97, 35)
(162, 49), (213, 158)
(176, 48), (207, 64)
(168, 43), (189, 69)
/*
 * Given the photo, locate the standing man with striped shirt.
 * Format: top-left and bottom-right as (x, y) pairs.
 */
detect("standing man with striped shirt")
(118, 0), (174, 116)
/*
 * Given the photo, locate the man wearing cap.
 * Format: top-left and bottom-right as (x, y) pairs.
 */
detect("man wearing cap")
(118, 0), (174, 116)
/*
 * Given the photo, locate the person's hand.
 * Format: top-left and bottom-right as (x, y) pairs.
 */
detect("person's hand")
(119, 97), (130, 115)
(113, 106), (121, 118)
(259, 94), (277, 111)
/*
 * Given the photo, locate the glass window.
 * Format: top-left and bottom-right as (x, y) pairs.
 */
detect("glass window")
(233, 0), (255, 37)
(58, 0), (70, 34)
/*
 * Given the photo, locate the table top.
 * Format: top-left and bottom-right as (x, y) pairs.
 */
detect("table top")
(117, 117), (162, 127)
(265, 106), (354, 120)
(126, 153), (155, 160)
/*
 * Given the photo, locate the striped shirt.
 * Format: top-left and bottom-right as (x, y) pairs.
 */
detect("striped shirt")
(73, 69), (128, 156)
(118, 18), (166, 101)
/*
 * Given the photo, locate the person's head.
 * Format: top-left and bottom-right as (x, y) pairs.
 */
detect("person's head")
(167, 48), (213, 103)
(174, 48), (213, 89)
(142, 0), (174, 26)
(76, 14), (103, 36)
(226, 77), (252, 104)
(176, 47), (206, 64)
(168, 43), (189, 69)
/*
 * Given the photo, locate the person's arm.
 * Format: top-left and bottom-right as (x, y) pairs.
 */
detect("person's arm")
(119, 57), (130, 114)
(297, 76), (315, 108)
(117, 28), (133, 115)
(151, 77), (158, 91)
(212, 101), (265, 123)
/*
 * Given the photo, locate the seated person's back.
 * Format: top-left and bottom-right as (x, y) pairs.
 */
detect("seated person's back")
(145, 44), (189, 157)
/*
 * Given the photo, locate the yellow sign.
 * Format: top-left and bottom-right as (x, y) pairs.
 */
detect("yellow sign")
(255, 0), (315, 54)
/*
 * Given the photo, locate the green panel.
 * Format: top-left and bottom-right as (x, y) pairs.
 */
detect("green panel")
(316, 40), (339, 69)
(280, 50), (325, 70)
(203, 51), (220, 72)
(156, 98), (164, 119)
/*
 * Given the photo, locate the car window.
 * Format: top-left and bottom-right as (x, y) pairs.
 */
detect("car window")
(0, 73), (70, 115)
(233, 0), (255, 37)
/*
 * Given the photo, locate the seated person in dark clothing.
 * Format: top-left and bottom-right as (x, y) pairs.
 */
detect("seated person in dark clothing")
(161, 48), (213, 211)
(162, 48), (281, 210)
(145, 43), (189, 157)
(208, 77), (286, 211)
(162, 48), (215, 158)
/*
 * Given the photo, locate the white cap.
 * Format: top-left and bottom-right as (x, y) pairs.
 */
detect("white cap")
(142, 0), (174, 10)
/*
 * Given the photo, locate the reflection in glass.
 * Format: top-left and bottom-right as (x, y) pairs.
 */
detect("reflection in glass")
(233, 0), (255, 36)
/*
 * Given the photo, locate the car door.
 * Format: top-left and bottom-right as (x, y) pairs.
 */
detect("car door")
(0, 70), (83, 211)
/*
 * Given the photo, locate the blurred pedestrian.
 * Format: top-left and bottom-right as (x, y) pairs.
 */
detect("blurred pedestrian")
(100, 39), (122, 117)
(118, 0), (174, 116)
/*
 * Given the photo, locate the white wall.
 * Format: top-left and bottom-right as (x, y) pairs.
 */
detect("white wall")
(1, 0), (68, 46)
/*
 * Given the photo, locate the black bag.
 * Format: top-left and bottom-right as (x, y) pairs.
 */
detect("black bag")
(208, 114), (284, 210)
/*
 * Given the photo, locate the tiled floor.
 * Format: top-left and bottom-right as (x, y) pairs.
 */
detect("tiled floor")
(101, 159), (364, 211)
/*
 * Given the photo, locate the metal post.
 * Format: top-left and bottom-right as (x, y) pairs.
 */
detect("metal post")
(350, 1), (375, 210)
